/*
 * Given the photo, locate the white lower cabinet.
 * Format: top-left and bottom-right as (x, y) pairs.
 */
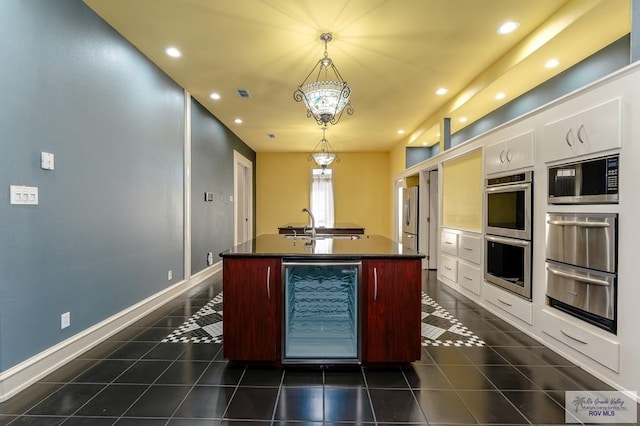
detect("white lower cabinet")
(439, 229), (482, 295)
(540, 309), (620, 372)
(440, 255), (458, 282)
(458, 262), (481, 295)
(483, 282), (533, 325)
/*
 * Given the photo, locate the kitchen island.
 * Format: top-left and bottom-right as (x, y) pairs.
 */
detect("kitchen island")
(219, 234), (424, 365)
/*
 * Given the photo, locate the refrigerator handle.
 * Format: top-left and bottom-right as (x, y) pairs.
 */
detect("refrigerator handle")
(405, 198), (411, 226)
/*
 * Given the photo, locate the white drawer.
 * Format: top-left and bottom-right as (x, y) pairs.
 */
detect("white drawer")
(440, 255), (458, 282)
(441, 230), (458, 256)
(458, 234), (481, 265)
(483, 282), (533, 325)
(458, 262), (480, 295)
(540, 308), (620, 372)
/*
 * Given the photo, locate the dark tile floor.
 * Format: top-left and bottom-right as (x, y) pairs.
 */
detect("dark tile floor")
(1, 271), (636, 425)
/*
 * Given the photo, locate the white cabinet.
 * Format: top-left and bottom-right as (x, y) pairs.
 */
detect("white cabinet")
(484, 131), (534, 175)
(441, 230), (458, 256)
(483, 282), (533, 325)
(542, 98), (621, 163)
(440, 255), (458, 282)
(458, 234), (481, 264)
(458, 262), (481, 295)
(439, 229), (481, 295)
(540, 309), (620, 372)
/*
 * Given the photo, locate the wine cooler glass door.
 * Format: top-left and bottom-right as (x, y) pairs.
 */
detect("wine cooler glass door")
(283, 261), (361, 363)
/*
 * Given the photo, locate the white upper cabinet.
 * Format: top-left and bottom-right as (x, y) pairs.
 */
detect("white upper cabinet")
(541, 98), (621, 163)
(484, 131), (534, 175)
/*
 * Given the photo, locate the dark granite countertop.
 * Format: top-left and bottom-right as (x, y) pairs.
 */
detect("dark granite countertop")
(219, 234), (424, 259)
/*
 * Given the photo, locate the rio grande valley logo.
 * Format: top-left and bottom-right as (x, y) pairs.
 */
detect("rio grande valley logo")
(566, 391), (637, 424)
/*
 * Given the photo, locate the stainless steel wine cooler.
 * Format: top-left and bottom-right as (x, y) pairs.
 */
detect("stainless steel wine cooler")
(282, 261), (361, 364)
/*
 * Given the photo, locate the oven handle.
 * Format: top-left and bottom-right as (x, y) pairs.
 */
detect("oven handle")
(485, 235), (530, 247)
(485, 183), (531, 192)
(546, 265), (610, 286)
(547, 220), (610, 228)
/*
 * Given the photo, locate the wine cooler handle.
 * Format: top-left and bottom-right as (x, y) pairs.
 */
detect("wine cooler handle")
(266, 266), (271, 300)
(374, 267), (378, 301)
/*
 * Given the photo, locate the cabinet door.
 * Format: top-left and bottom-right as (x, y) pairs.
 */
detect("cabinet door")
(362, 259), (422, 363)
(484, 141), (507, 175)
(223, 257), (281, 361)
(542, 98), (621, 163)
(504, 131), (534, 171)
(484, 132), (534, 175)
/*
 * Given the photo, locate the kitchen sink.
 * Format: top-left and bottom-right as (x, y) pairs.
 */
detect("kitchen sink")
(283, 234), (362, 240)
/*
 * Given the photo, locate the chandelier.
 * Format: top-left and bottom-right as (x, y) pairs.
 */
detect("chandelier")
(308, 126), (339, 170)
(294, 33), (354, 126)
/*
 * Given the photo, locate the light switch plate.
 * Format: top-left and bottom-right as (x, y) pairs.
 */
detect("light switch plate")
(10, 185), (38, 205)
(41, 152), (55, 170)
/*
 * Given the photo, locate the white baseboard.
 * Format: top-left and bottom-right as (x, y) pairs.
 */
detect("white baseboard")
(0, 262), (222, 402)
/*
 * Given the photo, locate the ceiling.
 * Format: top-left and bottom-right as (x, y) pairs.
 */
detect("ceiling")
(83, 0), (630, 154)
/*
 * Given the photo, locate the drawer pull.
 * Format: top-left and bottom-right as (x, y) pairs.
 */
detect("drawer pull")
(546, 265), (610, 286)
(444, 266), (452, 271)
(463, 275), (473, 281)
(561, 329), (588, 345)
(463, 247), (473, 251)
(445, 241), (454, 245)
(497, 298), (512, 307)
(547, 220), (610, 228)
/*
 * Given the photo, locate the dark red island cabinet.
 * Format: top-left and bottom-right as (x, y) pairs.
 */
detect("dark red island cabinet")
(222, 257), (282, 362)
(361, 258), (422, 364)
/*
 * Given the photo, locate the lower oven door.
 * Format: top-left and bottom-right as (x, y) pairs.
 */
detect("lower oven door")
(485, 235), (531, 300)
(546, 260), (615, 321)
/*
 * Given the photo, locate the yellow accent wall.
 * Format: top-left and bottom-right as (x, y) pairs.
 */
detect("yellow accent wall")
(257, 152), (391, 238)
(441, 149), (483, 231)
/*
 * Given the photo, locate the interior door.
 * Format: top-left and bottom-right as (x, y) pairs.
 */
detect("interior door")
(234, 151), (253, 245)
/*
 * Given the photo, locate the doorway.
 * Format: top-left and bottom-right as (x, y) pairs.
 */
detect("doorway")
(233, 151), (253, 245)
(419, 169), (439, 270)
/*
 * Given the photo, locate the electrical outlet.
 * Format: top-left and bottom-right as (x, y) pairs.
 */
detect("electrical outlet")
(207, 252), (214, 266)
(168, 270), (173, 280)
(61, 312), (70, 329)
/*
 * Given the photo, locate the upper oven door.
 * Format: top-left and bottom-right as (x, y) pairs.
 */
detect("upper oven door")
(485, 181), (532, 240)
(546, 213), (617, 273)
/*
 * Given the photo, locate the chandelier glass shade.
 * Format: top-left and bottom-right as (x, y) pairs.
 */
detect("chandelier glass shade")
(294, 33), (354, 126)
(308, 126), (339, 170)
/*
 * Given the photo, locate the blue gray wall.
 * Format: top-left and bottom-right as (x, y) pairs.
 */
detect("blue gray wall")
(190, 99), (256, 271)
(0, 0), (254, 371)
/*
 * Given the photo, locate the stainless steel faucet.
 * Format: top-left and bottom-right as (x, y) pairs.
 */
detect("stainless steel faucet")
(302, 208), (316, 238)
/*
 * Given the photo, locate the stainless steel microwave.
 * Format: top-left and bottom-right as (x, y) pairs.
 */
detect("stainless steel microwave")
(548, 155), (619, 204)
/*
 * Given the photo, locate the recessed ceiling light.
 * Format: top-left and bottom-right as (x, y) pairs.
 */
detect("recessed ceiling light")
(164, 46), (182, 58)
(422, 142), (429, 146)
(495, 92), (506, 100)
(234, 118), (243, 124)
(436, 132), (441, 137)
(545, 59), (560, 68)
(459, 117), (468, 123)
(435, 88), (448, 96)
(209, 92), (221, 100)
(397, 129), (405, 135)
(497, 21), (519, 35)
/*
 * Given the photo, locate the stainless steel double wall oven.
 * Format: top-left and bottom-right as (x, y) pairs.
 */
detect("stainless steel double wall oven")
(484, 171), (533, 299)
(545, 154), (620, 333)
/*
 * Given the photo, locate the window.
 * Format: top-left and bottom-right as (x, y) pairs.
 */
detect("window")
(310, 168), (334, 227)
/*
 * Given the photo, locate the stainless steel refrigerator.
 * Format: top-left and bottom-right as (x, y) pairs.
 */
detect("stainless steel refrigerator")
(402, 186), (419, 251)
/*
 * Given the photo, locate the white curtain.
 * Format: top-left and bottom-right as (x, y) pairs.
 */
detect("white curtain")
(310, 168), (334, 227)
